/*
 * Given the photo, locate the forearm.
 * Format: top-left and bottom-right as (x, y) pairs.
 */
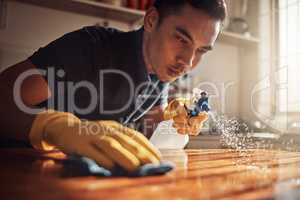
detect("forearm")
(0, 84), (35, 141)
(141, 117), (160, 139)
(0, 60), (50, 142)
(141, 105), (165, 139)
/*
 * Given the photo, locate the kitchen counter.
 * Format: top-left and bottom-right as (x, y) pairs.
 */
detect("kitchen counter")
(1, 148), (300, 199)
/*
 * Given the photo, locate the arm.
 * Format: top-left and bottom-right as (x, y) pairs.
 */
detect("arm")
(140, 105), (165, 139)
(0, 27), (96, 141)
(0, 59), (161, 171)
(0, 27), (162, 171)
(0, 59), (51, 141)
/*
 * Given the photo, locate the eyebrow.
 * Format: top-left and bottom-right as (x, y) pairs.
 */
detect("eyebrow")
(175, 26), (213, 51)
(175, 26), (194, 43)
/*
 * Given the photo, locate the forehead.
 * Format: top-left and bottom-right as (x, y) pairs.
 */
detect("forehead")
(159, 4), (221, 45)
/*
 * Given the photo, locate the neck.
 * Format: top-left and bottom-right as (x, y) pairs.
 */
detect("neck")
(142, 32), (155, 74)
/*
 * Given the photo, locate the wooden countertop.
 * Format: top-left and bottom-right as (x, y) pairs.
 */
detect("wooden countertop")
(1, 148), (300, 199)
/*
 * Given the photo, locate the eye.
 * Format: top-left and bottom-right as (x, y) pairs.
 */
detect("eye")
(197, 48), (207, 54)
(175, 34), (188, 45)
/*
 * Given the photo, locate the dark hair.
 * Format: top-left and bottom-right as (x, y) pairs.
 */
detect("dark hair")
(153, 0), (227, 22)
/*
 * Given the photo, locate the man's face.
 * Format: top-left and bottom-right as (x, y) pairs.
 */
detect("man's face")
(145, 4), (221, 82)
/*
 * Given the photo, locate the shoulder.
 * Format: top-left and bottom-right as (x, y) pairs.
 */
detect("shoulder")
(78, 26), (124, 43)
(49, 26), (124, 47)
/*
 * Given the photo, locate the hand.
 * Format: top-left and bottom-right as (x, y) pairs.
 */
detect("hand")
(29, 110), (161, 172)
(163, 99), (208, 135)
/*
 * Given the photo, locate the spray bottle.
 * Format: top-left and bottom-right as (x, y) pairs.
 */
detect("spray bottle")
(150, 90), (210, 149)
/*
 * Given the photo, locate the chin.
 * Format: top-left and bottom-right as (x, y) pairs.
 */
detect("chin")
(156, 70), (177, 82)
(155, 73), (167, 82)
(163, 75), (177, 83)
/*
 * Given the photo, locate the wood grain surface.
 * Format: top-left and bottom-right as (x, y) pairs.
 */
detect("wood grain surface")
(1, 148), (300, 200)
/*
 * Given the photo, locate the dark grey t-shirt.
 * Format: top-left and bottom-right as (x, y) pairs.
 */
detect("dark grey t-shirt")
(28, 26), (169, 123)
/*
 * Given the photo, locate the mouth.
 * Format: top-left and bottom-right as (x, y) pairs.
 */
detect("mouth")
(167, 65), (184, 77)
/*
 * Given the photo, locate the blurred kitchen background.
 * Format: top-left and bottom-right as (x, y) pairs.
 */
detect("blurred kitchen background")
(0, 0), (299, 148)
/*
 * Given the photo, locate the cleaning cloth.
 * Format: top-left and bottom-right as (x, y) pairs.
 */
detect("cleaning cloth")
(61, 155), (174, 177)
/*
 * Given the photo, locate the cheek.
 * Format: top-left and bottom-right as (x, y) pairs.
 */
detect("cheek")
(159, 39), (176, 64)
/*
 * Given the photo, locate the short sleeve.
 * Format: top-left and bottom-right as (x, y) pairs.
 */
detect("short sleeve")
(28, 26), (107, 81)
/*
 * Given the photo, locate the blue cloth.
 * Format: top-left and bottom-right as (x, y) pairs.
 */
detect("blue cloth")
(61, 155), (174, 177)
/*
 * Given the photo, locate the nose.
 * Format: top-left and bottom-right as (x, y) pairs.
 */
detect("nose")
(176, 49), (195, 69)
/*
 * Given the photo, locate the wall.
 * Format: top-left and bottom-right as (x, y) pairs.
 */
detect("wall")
(0, 1), (129, 71)
(239, 0), (277, 131)
(192, 42), (240, 117)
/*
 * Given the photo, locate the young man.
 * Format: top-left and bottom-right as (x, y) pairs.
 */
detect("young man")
(0, 0), (226, 172)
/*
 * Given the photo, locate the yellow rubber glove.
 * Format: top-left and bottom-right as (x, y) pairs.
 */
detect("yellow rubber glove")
(29, 110), (161, 172)
(163, 98), (208, 135)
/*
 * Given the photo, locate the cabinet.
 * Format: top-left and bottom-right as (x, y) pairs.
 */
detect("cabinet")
(14, 0), (260, 46)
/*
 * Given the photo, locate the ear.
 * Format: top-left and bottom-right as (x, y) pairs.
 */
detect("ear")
(144, 7), (159, 32)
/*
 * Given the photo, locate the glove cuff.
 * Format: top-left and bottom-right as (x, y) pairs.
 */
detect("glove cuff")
(163, 98), (189, 120)
(29, 110), (80, 151)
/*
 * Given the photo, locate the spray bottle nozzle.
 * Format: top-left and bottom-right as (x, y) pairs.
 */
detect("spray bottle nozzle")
(187, 91), (210, 117)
